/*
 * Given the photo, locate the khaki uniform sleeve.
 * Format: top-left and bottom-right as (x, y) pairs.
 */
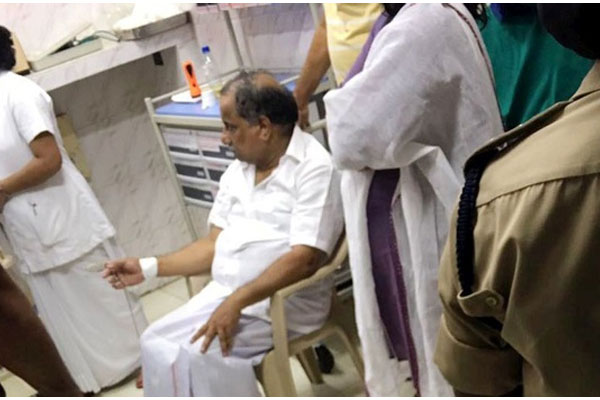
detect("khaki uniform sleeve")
(437, 175), (600, 396)
(435, 210), (522, 395)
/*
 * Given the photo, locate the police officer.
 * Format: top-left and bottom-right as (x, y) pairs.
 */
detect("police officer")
(435, 4), (600, 396)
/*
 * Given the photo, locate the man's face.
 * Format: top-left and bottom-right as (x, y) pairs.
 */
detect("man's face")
(219, 92), (262, 164)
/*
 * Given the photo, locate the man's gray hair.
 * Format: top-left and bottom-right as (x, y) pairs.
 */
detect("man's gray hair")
(221, 70), (298, 134)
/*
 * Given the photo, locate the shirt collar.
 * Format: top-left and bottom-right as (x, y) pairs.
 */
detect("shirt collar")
(465, 60), (600, 171)
(572, 60), (600, 100)
(283, 126), (307, 162)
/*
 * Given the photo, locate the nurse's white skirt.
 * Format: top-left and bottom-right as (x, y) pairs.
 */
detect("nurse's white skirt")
(23, 239), (148, 393)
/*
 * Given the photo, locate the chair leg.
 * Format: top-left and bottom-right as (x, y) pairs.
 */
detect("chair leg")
(258, 351), (297, 396)
(335, 325), (365, 379)
(297, 347), (324, 384)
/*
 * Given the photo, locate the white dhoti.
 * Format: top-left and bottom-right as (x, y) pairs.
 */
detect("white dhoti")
(141, 287), (281, 397)
(23, 239), (148, 393)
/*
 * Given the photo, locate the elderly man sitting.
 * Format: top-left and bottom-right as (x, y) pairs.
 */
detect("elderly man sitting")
(103, 71), (343, 396)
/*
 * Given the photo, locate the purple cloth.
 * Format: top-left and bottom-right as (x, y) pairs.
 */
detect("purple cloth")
(343, 10), (421, 395)
(366, 169), (406, 360)
(342, 13), (388, 87)
(366, 170), (420, 394)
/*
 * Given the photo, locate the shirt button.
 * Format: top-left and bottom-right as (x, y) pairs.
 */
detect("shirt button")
(485, 296), (498, 308)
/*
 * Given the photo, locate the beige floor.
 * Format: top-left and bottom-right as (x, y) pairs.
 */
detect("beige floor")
(1, 278), (415, 397)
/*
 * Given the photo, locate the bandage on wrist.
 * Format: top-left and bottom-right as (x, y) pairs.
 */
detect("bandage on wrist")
(139, 257), (158, 280)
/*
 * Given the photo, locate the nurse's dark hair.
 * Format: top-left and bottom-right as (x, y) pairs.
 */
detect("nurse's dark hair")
(464, 4), (487, 26)
(221, 70), (298, 136)
(382, 3), (487, 26)
(0, 26), (16, 71)
(383, 4), (405, 20)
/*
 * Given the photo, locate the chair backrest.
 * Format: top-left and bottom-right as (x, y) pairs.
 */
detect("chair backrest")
(312, 233), (348, 285)
(325, 232), (347, 266)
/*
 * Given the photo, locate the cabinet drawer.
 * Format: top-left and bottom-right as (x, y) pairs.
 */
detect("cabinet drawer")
(180, 179), (219, 208)
(172, 155), (208, 180)
(204, 160), (228, 183)
(191, 129), (235, 164)
(163, 127), (199, 156)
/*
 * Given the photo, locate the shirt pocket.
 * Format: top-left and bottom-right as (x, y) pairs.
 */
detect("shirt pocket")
(254, 190), (295, 229)
(212, 227), (288, 288)
(7, 184), (75, 249)
(217, 220), (289, 255)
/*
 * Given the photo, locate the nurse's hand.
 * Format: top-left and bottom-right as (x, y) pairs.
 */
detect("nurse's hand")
(190, 296), (242, 356)
(0, 182), (9, 213)
(102, 258), (144, 289)
(297, 103), (310, 130)
(293, 91), (310, 130)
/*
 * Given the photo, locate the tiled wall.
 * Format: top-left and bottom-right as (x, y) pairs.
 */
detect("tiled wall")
(49, 51), (192, 258)
(0, 4), (318, 293)
(234, 4), (317, 69)
(185, 4), (317, 74)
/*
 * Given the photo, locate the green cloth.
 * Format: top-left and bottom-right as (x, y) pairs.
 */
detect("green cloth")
(482, 6), (594, 130)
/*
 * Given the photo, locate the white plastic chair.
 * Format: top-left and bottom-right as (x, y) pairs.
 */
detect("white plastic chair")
(255, 237), (364, 396)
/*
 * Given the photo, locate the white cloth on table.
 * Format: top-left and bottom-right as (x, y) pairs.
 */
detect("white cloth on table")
(141, 126), (344, 396)
(324, 3), (504, 396)
(24, 239), (148, 393)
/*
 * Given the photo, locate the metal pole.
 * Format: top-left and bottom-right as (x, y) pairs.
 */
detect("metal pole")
(309, 3), (321, 27)
(144, 97), (197, 298)
(305, 118), (326, 134)
(224, 9), (244, 68)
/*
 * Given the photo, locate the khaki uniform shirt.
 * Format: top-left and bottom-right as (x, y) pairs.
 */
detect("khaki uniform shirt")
(435, 61), (600, 396)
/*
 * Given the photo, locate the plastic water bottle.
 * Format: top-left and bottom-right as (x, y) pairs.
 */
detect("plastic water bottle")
(201, 45), (222, 94)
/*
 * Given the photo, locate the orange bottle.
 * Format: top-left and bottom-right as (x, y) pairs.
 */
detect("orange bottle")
(182, 60), (202, 98)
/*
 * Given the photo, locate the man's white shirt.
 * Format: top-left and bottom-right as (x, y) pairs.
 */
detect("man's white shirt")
(206, 127), (343, 334)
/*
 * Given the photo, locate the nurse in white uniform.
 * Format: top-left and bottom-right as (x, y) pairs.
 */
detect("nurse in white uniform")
(0, 27), (147, 394)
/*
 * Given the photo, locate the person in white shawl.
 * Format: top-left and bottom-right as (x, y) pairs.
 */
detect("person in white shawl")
(324, 3), (503, 397)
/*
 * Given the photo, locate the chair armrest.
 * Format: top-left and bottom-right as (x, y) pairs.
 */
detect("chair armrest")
(273, 239), (348, 301)
(268, 237), (347, 360)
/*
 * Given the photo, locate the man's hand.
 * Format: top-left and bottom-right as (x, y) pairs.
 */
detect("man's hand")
(103, 258), (144, 289)
(190, 296), (242, 356)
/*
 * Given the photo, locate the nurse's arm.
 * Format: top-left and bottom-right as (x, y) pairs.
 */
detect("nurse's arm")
(294, 16), (330, 129)
(0, 131), (62, 197)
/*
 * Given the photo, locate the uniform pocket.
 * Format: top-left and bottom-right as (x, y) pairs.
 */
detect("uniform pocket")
(457, 288), (506, 318)
(8, 177), (79, 249)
